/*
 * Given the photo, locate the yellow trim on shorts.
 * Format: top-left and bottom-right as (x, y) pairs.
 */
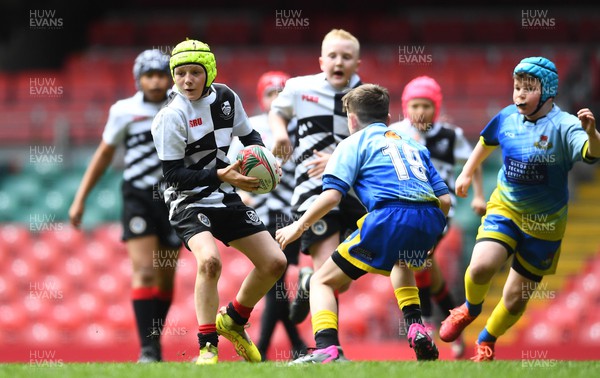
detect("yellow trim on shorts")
(475, 229), (518, 251)
(514, 247), (561, 276)
(337, 215), (391, 277)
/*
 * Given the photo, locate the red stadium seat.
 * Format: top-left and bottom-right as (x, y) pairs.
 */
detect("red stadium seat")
(0, 72), (9, 103)
(577, 318), (600, 346)
(55, 255), (95, 291)
(52, 302), (82, 342)
(10, 257), (40, 286)
(93, 223), (125, 250)
(77, 321), (117, 346)
(81, 240), (115, 273)
(39, 227), (87, 250)
(0, 275), (17, 305)
(76, 292), (101, 321)
(0, 304), (28, 344)
(65, 70), (118, 103)
(65, 100), (112, 145)
(0, 103), (34, 144)
(572, 272), (600, 301)
(523, 319), (564, 345)
(541, 292), (585, 330)
(95, 273), (123, 303)
(105, 302), (135, 330)
(14, 70), (66, 103)
(24, 322), (63, 346)
(338, 300), (368, 340)
(23, 293), (55, 324)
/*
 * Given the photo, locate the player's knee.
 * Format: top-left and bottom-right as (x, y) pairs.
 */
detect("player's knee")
(468, 262), (494, 283)
(264, 254), (287, 279)
(197, 256), (222, 279)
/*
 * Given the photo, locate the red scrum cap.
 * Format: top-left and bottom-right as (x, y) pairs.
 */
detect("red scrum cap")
(402, 76), (443, 122)
(257, 71), (290, 111)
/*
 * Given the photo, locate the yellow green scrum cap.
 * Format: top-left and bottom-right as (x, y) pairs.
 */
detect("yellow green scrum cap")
(170, 39), (217, 91)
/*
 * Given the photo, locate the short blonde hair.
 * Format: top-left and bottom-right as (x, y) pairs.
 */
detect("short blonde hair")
(321, 29), (360, 57)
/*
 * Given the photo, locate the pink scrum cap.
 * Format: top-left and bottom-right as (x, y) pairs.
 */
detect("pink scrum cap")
(401, 76), (443, 122)
(256, 71), (290, 111)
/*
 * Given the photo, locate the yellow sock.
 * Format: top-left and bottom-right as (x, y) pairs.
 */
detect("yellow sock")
(312, 310), (338, 334)
(486, 298), (524, 338)
(394, 287), (420, 309)
(464, 266), (491, 306)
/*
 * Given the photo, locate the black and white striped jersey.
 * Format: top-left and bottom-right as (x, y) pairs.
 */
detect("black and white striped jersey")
(102, 91), (167, 190)
(270, 72), (362, 213)
(228, 113), (297, 228)
(151, 84), (253, 217)
(389, 119), (473, 218)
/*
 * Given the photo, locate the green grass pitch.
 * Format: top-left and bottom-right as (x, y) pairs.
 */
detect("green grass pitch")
(1, 361), (599, 378)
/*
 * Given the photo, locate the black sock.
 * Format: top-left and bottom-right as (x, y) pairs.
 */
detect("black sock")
(418, 286), (433, 319)
(402, 304), (423, 333)
(198, 332), (219, 348)
(154, 297), (172, 336)
(315, 328), (339, 349)
(226, 302), (248, 325)
(257, 283), (278, 356)
(433, 282), (455, 319)
(133, 298), (157, 347)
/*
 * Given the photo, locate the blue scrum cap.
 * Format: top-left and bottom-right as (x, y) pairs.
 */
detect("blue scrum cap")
(513, 56), (558, 102)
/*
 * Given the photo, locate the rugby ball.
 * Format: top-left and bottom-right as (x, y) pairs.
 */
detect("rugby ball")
(236, 145), (280, 194)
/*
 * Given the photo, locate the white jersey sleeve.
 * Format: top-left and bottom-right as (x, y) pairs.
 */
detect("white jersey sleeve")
(102, 100), (129, 147)
(269, 77), (297, 121)
(232, 90), (253, 137)
(151, 108), (188, 161)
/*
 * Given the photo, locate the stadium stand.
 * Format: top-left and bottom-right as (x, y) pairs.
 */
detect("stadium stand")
(1, 6), (600, 361)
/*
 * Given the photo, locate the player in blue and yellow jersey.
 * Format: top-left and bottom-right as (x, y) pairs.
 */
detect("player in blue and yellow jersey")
(439, 56), (600, 361)
(276, 84), (451, 363)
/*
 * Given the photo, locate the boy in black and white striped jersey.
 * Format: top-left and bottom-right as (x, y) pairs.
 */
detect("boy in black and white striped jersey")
(269, 29), (367, 327)
(151, 39), (287, 364)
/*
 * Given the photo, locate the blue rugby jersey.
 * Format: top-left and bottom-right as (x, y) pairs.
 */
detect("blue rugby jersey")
(322, 123), (448, 211)
(480, 104), (597, 239)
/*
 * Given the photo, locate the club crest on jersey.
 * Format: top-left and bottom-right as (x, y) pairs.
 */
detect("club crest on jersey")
(220, 101), (234, 120)
(384, 130), (401, 140)
(245, 210), (261, 225)
(129, 216), (147, 234)
(534, 135), (553, 150)
(434, 139), (449, 154)
(311, 220), (327, 235)
(197, 213), (211, 227)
